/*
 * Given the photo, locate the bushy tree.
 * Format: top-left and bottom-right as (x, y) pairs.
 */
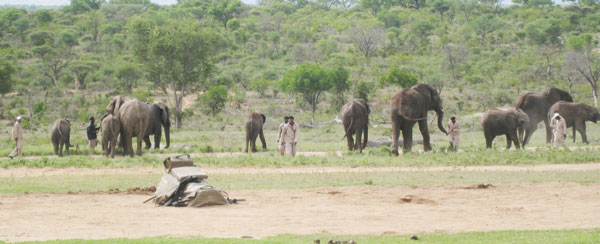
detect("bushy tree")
(202, 85), (228, 115)
(329, 66), (350, 110)
(279, 62), (333, 120)
(380, 67), (418, 88)
(0, 59), (16, 95)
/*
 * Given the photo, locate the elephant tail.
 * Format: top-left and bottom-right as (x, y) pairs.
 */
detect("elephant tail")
(341, 116), (354, 140)
(111, 119), (119, 140)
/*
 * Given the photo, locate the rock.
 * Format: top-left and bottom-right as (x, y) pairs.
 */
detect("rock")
(410, 235), (419, 240)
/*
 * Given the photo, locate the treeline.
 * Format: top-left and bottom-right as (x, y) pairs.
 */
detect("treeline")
(0, 0), (599, 128)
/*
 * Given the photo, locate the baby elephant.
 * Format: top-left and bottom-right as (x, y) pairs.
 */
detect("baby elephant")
(102, 114), (121, 158)
(482, 108), (531, 149)
(51, 118), (74, 156)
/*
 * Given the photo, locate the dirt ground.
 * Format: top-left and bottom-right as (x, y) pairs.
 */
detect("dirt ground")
(1, 182), (600, 242)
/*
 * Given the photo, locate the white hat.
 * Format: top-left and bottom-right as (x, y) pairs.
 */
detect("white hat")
(16, 116), (22, 120)
(553, 113), (560, 118)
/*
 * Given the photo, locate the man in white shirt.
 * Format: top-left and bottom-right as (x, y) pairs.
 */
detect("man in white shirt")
(550, 113), (569, 150)
(9, 116), (24, 159)
(279, 116), (299, 156)
(277, 116), (289, 156)
(447, 116), (460, 152)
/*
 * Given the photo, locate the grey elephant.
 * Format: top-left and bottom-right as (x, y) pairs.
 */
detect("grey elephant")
(548, 101), (600, 144)
(390, 83), (448, 155)
(144, 102), (171, 149)
(482, 108), (531, 149)
(516, 88), (573, 145)
(106, 96), (150, 157)
(101, 114), (120, 158)
(245, 112), (266, 153)
(341, 99), (370, 153)
(51, 118), (74, 156)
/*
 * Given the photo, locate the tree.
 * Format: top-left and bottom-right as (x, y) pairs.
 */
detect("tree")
(279, 63), (333, 121)
(329, 66), (350, 110)
(202, 85), (228, 115)
(35, 9), (54, 25)
(209, 0), (242, 29)
(130, 14), (223, 128)
(442, 44), (469, 82)
(379, 66), (418, 88)
(349, 25), (385, 59)
(31, 30), (78, 105)
(80, 11), (104, 42)
(470, 14), (503, 49)
(115, 61), (141, 93)
(0, 58), (16, 96)
(69, 58), (99, 90)
(67, 0), (104, 15)
(565, 34), (600, 107)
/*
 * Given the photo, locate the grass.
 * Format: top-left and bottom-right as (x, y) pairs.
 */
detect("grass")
(2, 148), (600, 169)
(9, 229), (600, 244)
(1, 170), (598, 194)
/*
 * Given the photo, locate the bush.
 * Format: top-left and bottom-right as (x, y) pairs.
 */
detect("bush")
(133, 89), (151, 102)
(249, 78), (271, 96)
(201, 85), (228, 116)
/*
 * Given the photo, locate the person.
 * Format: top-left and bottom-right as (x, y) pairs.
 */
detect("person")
(9, 116), (23, 159)
(280, 116), (299, 156)
(550, 113), (569, 150)
(87, 116), (100, 149)
(277, 116), (289, 156)
(447, 116), (460, 152)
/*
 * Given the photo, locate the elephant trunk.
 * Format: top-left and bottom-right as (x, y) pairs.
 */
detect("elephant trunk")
(436, 110), (447, 135)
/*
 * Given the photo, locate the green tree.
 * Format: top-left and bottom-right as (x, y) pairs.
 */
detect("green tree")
(209, 0), (242, 29)
(565, 34), (600, 107)
(79, 10), (104, 42)
(0, 58), (16, 95)
(130, 14), (223, 128)
(379, 66), (418, 88)
(35, 9), (54, 25)
(115, 61), (140, 93)
(329, 66), (350, 110)
(202, 85), (228, 115)
(279, 62), (333, 121)
(355, 81), (374, 101)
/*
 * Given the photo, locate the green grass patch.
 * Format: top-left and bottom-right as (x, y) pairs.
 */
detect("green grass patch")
(12, 229), (600, 244)
(1, 170), (598, 194)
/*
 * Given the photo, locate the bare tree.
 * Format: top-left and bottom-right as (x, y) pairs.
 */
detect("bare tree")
(565, 50), (600, 107)
(442, 44), (469, 82)
(348, 25), (385, 59)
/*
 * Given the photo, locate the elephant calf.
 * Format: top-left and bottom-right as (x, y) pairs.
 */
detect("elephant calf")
(102, 114), (121, 158)
(548, 101), (600, 144)
(341, 99), (370, 153)
(245, 112), (266, 153)
(51, 118), (74, 156)
(482, 108), (530, 150)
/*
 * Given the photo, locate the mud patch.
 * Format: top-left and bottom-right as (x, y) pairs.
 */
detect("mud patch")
(398, 195), (438, 205)
(463, 184), (494, 190)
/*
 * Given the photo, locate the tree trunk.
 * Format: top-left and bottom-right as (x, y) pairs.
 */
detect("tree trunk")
(593, 84), (598, 108)
(27, 89), (33, 120)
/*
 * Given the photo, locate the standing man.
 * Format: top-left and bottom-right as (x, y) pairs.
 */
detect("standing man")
(87, 116), (100, 149)
(550, 113), (569, 150)
(9, 116), (23, 159)
(277, 116), (289, 156)
(447, 116), (460, 152)
(280, 116), (299, 156)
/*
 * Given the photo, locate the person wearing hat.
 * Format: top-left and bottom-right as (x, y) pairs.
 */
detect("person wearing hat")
(9, 116), (23, 159)
(447, 116), (460, 152)
(279, 115), (299, 156)
(550, 113), (569, 150)
(87, 116), (100, 149)
(277, 116), (289, 156)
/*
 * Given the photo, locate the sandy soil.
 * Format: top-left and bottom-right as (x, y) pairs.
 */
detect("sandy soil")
(2, 163), (600, 178)
(1, 182), (599, 242)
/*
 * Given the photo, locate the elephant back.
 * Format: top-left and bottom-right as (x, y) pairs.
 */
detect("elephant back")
(392, 88), (427, 119)
(51, 118), (71, 140)
(118, 99), (150, 137)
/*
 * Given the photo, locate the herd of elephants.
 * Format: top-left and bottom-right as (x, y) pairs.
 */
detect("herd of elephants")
(49, 83), (600, 158)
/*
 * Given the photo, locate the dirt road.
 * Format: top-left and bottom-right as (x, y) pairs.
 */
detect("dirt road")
(1, 182), (599, 242)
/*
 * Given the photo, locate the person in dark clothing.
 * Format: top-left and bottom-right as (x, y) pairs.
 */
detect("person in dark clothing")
(87, 116), (100, 149)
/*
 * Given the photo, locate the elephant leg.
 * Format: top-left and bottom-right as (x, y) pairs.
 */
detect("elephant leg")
(259, 129), (267, 150)
(485, 132), (493, 149)
(346, 131), (354, 151)
(356, 127), (363, 153)
(136, 135), (143, 156)
(102, 137), (108, 157)
(245, 132), (250, 153)
(251, 134), (257, 153)
(124, 132), (134, 157)
(58, 141), (64, 157)
(402, 122), (414, 152)
(418, 120), (431, 152)
(391, 114), (402, 156)
(572, 125), (576, 143)
(578, 122), (588, 144)
(505, 134), (512, 150)
(511, 131), (521, 149)
(362, 125), (368, 150)
(154, 130), (161, 149)
(544, 119), (552, 144)
(144, 135), (152, 149)
(53, 142), (59, 155)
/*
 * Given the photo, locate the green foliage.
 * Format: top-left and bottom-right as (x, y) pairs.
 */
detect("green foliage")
(133, 88), (151, 102)
(355, 81), (375, 101)
(249, 78), (271, 96)
(115, 61), (140, 93)
(0, 57), (16, 95)
(201, 85), (228, 116)
(566, 33), (595, 51)
(379, 67), (418, 88)
(34, 9), (54, 25)
(279, 63), (333, 115)
(33, 101), (47, 119)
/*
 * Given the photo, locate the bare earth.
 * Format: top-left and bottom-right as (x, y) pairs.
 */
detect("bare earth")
(1, 182), (600, 242)
(2, 163), (600, 178)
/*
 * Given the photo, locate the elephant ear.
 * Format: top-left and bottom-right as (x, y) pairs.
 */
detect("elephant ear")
(261, 114), (266, 124)
(158, 103), (171, 127)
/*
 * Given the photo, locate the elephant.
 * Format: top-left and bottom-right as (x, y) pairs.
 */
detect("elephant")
(341, 99), (370, 153)
(245, 112), (266, 153)
(51, 118), (74, 156)
(144, 102), (171, 149)
(515, 88), (573, 145)
(101, 114), (120, 158)
(548, 101), (600, 144)
(482, 108), (531, 150)
(106, 96), (150, 157)
(390, 83), (448, 155)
